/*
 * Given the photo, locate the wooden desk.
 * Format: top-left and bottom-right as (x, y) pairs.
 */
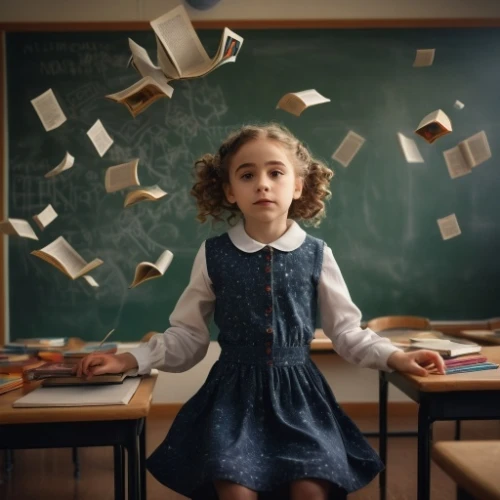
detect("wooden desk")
(379, 346), (500, 500)
(432, 441), (500, 500)
(0, 373), (157, 500)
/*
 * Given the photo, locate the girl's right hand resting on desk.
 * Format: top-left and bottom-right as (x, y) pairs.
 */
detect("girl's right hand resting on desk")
(76, 353), (138, 379)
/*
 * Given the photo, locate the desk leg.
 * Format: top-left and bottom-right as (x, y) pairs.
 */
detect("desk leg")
(72, 447), (80, 479)
(114, 445), (125, 500)
(127, 421), (141, 500)
(139, 418), (147, 500)
(417, 399), (432, 500)
(379, 372), (388, 500)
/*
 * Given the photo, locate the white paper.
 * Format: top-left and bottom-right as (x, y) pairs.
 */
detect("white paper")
(276, 89), (330, 117)
(31, 88), (67, 132)
(454, 100), (465, 110)
(33, 204), (58, 230)
(82, 275), (99, 287)
(397, 133), (424, 163)
(13, 377), (141, 407)
(331, 131), (366, 167)
(0, 218), (38, 240)
(413, 48), (435, 67)
(437, 214), (461, 240)
(86, 120), (113, 157)
(105, 159), (140, 193)
(45, 152), (74, 179)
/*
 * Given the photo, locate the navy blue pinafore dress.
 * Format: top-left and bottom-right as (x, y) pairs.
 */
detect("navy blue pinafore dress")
(146, 233), (383, 499)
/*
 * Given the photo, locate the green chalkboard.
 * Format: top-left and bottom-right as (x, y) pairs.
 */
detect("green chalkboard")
(5, 26), (500, 342)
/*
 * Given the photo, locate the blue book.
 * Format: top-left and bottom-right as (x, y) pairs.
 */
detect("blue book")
(445, 362), (499, 375)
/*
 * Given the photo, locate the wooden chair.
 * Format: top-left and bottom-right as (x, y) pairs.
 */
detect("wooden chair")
(366, 315), (431, 332)
(433, 440), (500, 500)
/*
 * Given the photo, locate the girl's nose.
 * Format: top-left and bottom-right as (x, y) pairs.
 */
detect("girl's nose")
(256, 176), (270, 192)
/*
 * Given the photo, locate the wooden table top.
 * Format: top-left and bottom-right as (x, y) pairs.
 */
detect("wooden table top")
(432, 441), (500, 500)
(0, 373), (157, 425)
(397, 346), (500, 392)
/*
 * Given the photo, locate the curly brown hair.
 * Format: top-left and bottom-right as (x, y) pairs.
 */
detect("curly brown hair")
(190, 123), (334, 227)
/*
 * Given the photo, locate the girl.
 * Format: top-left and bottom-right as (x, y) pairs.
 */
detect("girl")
(78, 123), (444, 500)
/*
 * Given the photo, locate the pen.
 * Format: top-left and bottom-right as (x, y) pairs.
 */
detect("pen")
(99, 329), (116, 347)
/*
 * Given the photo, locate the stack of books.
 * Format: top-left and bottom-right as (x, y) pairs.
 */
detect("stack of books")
(0, 374), (23, 395)
(442, 355), (498, 375)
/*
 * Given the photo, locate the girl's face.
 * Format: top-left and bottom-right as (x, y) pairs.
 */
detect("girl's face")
(223, 138), (303, 225)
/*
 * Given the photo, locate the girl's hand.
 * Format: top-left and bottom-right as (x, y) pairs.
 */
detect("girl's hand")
(76, 353), (138, 379)
(387, 349), (445, 376)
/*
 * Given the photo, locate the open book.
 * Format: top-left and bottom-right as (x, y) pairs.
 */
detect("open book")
(397, 133), (424, 163)
(45, 152), (74, 178)
(33, 204), (58, 230)
(124, 185), (168, 207)
(276, 89), (330, 117)
(443, 131), (491, 178)
(129, 249), (174, 289)
(150, 4), (243, 80)
(332, 131), (366, 167)
(105, 159), (140, 193)
(415, 109), (452, 144)
(31, 236), (103, 280)
(0, 218), (38, 240)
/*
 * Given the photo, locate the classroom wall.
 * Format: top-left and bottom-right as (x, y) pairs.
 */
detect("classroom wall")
(1, 0), (500, 22)
(2, 0), (492, 404)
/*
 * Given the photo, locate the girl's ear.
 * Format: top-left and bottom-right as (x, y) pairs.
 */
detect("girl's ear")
(293, 176), (304, 200)
(223, 182), (236, 204)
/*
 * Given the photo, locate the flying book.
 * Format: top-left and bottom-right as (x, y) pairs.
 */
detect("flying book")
(413, 48), (435, 67)
(415, 109), (452, 144)
(276, 89), (330, 117)
(150, 4), (244, 80)
(409, 339), (481, 358)
(0, 218), (38, 240)
(129, 249), (174, 289)
(437, 213), (461, 241)
(45, 152), (74, 178)
(86, 119), (113, 157)
(31, 236), (103, 280)
(331, 131), (366, 167)
(105, 159), (140, 193)
(124, 185), (168, 207)
(443, 131), (491, 179)
(454, 100), (465, 110)
(32, 204), (58, 230)
(106, 75), (174, 118)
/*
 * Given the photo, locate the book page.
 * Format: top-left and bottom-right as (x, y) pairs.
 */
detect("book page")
(86, 119), (113, 157)
(155, 249), (174, 274)
(124, 185), (168, 207)
(156, 38), (181, 79)
(150, 4), (210, 78)
(413, 48), (435, 67)
(443, 146), (471, 179)
(437, 213), (462, 241)
(30, 88), (67, 132)
(45, 152), (74, 179)
(331, 131), (366, 167)
(397, 133), (424, 163)
(463, 130), (491, 168)
(105, 159), (140, 193)
(31, 236), (95, 279)
(0, 218), (38, 240)
(454, 100), (465, 110)
(277, 90), (330, 117)
(33, 204), (58, 230)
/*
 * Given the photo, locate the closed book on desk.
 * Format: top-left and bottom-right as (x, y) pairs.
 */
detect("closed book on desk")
(12, 377), (141, 407)
(409, 339), (481, 358)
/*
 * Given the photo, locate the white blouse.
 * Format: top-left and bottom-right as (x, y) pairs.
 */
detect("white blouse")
(129, 220), (401, 374)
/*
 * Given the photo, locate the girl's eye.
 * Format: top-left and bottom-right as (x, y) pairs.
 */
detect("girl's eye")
(271, 170), (284, 177)
(241, 173), (253, 180)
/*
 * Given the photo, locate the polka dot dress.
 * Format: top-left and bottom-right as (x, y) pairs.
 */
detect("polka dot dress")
(146, 234), (383, 499)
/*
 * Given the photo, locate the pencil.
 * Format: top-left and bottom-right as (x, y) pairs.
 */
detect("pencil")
(99, 329), (116, 347)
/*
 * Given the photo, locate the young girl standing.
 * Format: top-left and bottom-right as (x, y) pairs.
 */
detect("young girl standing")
(78, 123), (444, 500)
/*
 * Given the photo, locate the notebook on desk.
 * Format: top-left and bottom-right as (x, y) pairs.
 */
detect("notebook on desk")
(12, 377), (142, 407)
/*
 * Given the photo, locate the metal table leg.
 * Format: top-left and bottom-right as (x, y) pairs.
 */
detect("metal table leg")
(417, 398), (432, 500)
(379, 372), (388, 500)
(114, 445), (125, 500)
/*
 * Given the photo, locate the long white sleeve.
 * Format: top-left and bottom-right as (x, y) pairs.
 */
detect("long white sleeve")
(128, 242), (215, 374)
(318, 245), (401, 371)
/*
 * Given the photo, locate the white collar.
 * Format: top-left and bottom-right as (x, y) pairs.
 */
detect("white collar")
(228, 219), (307, 253)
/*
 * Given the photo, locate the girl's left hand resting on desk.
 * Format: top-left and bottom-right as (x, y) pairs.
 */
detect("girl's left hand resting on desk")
(76, 353), (138, 379)
(387, 349), (445, 376)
